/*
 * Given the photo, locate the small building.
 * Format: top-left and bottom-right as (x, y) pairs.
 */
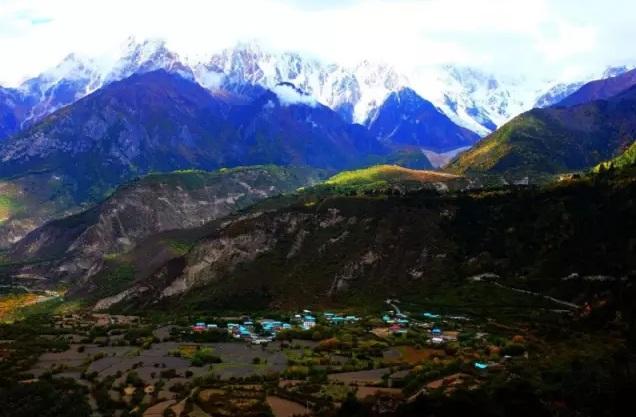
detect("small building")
(302, 315), (316, 330)
(192, 322), (206, 332)
(238, 326), (252, 338)
(443, 331), (459, 342)
(389, 324), (407, 335)
(251, 337), (272, 345)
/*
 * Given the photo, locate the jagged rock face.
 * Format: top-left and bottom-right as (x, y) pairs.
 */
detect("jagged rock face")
(9, 166), (319, 282)
(107, 196), (455, 310)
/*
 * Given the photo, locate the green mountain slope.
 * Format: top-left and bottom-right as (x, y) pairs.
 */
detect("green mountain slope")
(323, 165), (462, 193)
(594, 140), (636, 172)
(448, 87), (636, 179)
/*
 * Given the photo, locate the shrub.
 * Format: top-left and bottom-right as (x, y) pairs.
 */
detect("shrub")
(190, 348), (222, 367)
(502, 343), (526, 356)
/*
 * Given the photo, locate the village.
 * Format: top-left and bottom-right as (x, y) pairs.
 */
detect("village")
(0, 296), (538, 417)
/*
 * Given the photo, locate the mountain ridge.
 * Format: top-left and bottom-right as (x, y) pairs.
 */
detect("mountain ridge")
(5, 38), (623, 140)
(447, 84), (636, 178)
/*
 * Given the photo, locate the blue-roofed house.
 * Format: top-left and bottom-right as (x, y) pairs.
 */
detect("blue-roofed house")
(302, 315), (316, 330)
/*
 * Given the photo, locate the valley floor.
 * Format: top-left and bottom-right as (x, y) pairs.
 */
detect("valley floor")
(0, 287), (634, 417)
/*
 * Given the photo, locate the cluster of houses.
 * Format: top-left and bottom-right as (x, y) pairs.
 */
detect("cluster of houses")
(291, 310), (361, 330)
(294, 311), (317, 330)
(190, 310), (362, 344)
(192, 322), (218, 332)
(380, 309), (462, 344)
(192, 318), (293, 344)
(324, 312), (360, 325)
(382, 311), (410, 334)
(427, 325), (460, 345)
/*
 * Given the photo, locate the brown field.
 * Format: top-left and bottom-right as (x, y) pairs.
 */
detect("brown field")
(266, 395), (309, 417)
(143, 400), (176, 417)
(400, 346), (445, 365)
(355, 386), (403, 400)
(327, 368), (391, 385)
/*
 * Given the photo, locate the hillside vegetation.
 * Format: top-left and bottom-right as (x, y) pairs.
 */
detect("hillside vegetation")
(61, 166), (636, 312)
(325, 165), (461, 190)
(448, 87), (636, 180)
(594, 140), (636, 172)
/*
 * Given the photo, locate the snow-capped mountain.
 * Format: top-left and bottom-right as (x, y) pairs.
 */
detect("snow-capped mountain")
(533, 82), (586, 108)
(9, 39), (519, 137)
(5, 37), (634, 142)
(195, 42), (408, 125)
(193, 43), (549, 136)
(13, 37), (191, 128)
(534, 66), (634, 108)
(405, 65), (532, 136)
(18, 53), (103, 125)
(104, 38), (193, 84)
(367, 87), (479, 152)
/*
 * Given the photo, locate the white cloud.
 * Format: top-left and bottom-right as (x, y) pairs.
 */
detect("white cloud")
(271, 84), (318, 107)
(0, 0), (635, 86)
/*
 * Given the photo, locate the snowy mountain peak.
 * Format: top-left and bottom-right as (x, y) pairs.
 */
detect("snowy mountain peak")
(602, 66), (630, 79)
(8, 37), (632, 141)
(105, 37), (193, 83)
(17, 52), (103, 124)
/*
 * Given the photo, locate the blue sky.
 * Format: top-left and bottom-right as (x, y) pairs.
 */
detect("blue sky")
(0, 0), (635, 86)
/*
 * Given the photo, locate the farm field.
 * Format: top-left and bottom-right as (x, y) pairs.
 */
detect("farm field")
(0, 291), (633, 417)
